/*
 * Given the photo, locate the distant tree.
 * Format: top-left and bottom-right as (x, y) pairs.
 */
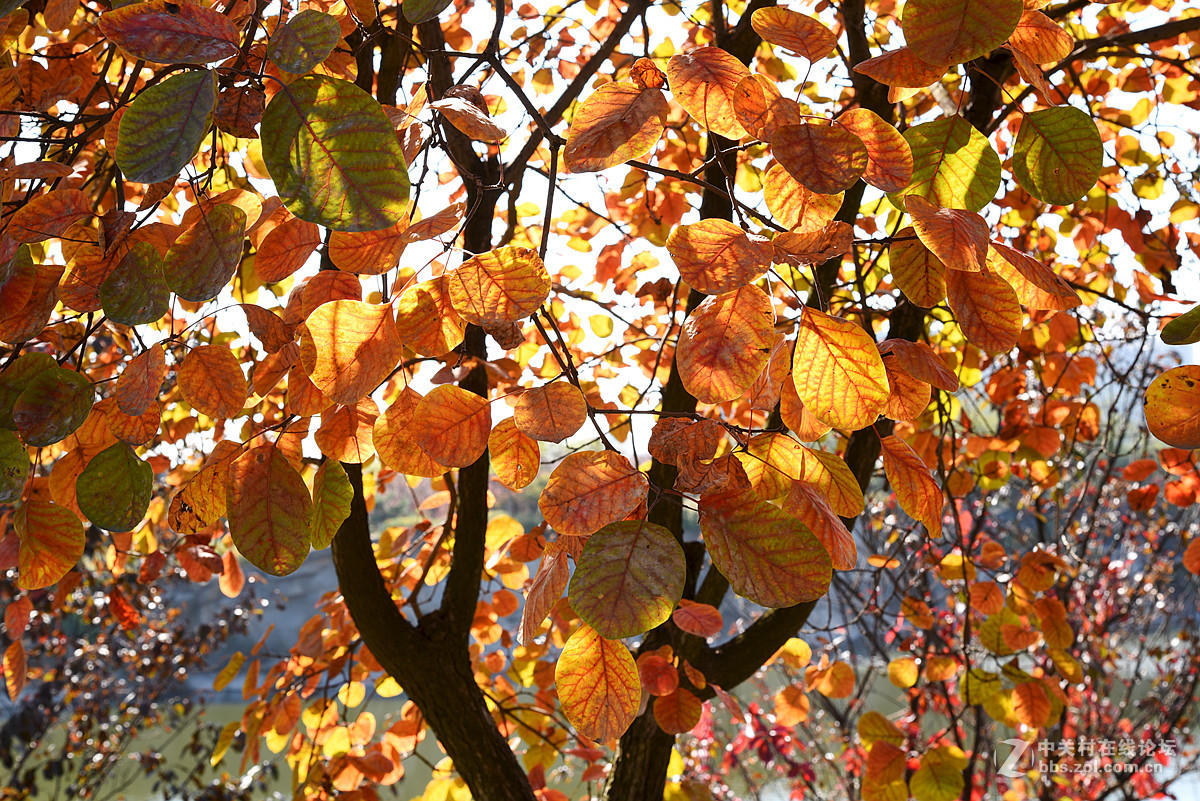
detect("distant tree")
(1, 0), (1199, 799)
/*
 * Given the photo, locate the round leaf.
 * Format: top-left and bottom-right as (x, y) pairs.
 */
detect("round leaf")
(901, 115), (1001, 212)
(514, 382), (588, 443)
(569, 520), (686, 638)
(666, 219), (773, 295)
(665, 47), (752, 140)
(162, 203), (248, 302)
(563, 83), (669, 173)
(76, 442), (153, 532)
(300, 300), (403, 405)
(116, 69), (217, 184)
(792, 307), (890, 431)
(539, 450), (648, 536)
(268, 9), (341, 74)
(555, 624), (640, 742)
(772, 123), (867, 195)
(750, 7), (837, 61)
(98, 0), (240, 64)
(903, 0), (1023, 65)
(227, 445), (312, 576)
(412, 385), (491, 468)
(1012, 106), (1103, 205)
(99, 242), (169, 325)
(13, 367), (94, 447)
(488, 417), (539, 490)
(1145, 366), (1200, 448)
(16, 500), (84, 590)
(374, 387), (447, 478)
(445, 246), (550, 326)
(178, 345), (248, 419)
(677, 285), (775, 404)
(310, 459), (353, 550)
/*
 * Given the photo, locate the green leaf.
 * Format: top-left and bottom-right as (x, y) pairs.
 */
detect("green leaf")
(903, 0), (1022, 65)
(403, 0), (454, 24)
(568, 520), (686, 639)
(698, 491), (832, 608)
(0, 353), (57, 430)
(1012, 106), (1103, 205)
(76, 442), (153, 532)
(899, 115), (1000, 212)
(310, 459), (353, 550)
(0, 430), (28, 503)
(116, 69), (216, 184)
(162, 204), (247, 302)
(99, 242), (169, 325)
(1162, 305), (1200, 346)
(260, 75), (410, 232)
(911, 746), (968, 801)
(12, 367), (95, 447)
(268, 10), (341, 73)
(227, 445), (312, 576)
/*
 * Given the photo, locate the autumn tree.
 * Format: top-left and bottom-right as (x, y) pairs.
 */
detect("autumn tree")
(2, 0), (1200, 799)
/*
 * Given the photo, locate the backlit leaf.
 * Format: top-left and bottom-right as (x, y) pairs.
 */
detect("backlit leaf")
(665, 47), (751, 140)
(327, 217), (407, 274)
(564, 82), (669, 172)
(300, 300), (402, 404)
(162, 203), (247, 302)
(430, 97), (507, 143)
(98, 0), (240, 64)
(764, 165), (843, 232)
(255, 217), (320, 283)
(772, 222), (853, 266)
(240, 304), (294, 353)
(1010, 10), (1073, 64)
(648, 418), (722, 466)
(76, 442), (152, 532)
(518, 542), (568, 644)
(945, 269), (1021, 354)
(569, 520), (685, 638)
(677, 285), (775, 404)
(261, 75), (410, 231)
(879, 340), (959, 391)
(374, 387), (447, 477)
(227, 445), (311, 576)
(394, 277), (465, 356)
(310, 459), (353, 550)
(780, 377), (832, 441)
(902, 115), (1001, 212)
(314, 399), (377, 463)
(911, 747), (967, 801)
(13, 366), (94, 447)
(666, 219), (772, 295)
(854, 46), (946, 88)
(730, 75), (805, 141)
(988, 242), (1080, 310)
(798, 447), (866, 518)
(903, 0), (1022, 65)
(751, 7), (837, 61)
(178, 345), (248, 419)
(539, 450), (647, 536)
(699, 490), (832, 607)
(403, 0), (452, 24)
(412, 385), (491, 468)
(653, 688), (702, 735)
(268, 9), (340, 74)
(115, 344), (166, 416)
(1012, 681), (1050, 727)
(836, 108), (913, 193)
(116, 69), (216, 184)
(555, 624), (640, 741)
(792, 307), (889, 431)
(672, 599), (723, 638)
(16, 500), (83, 590)
(0, 430), (28, 503)
(905, 195), (988, 272)
(1161, 305), (1200, 346)
(446, 246), (550, 326)
(514, 382), (588, 443)
(489, 417), (539, 490)
(889, 227), (947, 307)
(782, 482), (857, 570)
(1145, 366), (1200, 448)
(1012, 106), (1103, 205)
(3, 641), (25, 700)
(773, 123), (867, 195)
(99, 241), (169, 325)
(0, 247), (63, 345)
(880, 435), (944, 536)
(7, 188), (92, 243)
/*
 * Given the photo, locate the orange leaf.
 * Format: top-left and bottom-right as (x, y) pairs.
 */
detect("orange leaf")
(446, 246), (550, 326)
(240, 304), (295, 353)
(219, 549), (245, 598)
(906, 195), (988, 272)
(699, 490), (832, 607)
(730, 75), (805, 141)
(16, 500), (84, 590)
(666, 219), (772, 295)
(750, 7), (837, 61)
(1010, 10), (1073, 64)
(653, 688), (702, 735)
(772, 222), (853, 266)
(773, 683), (810, 726)
(888, 656), (920, 688)
(299, 270), (362, 317)
(162, 203), (247, 302)
(254, 217), (320, 283)
(300, 300), (403, 405)
(1122, 458), (1158, 482)
(6, 188), (92, 243)
(946, 268), (1022, 354)
(792, 307), (889, 431)
(514, 383), (588, 443)
(394, 276), (465, 357)
(413, 385), (491, 468)
(488, 417), (540, 490)
(1012, 681), (1051, 728)
(672, 599), (723, 638)
(0, 246), (63, 345)
(98, 0), (240, 64)
(429, 96), (507, 142)
(517, 541), (568, 644)
(808, 660), (855, 698)
(763, 165), (843, 232)
(374, 387), (447, 478)
(780, 376), (832, 441)
(880, 435), (944, 536)
(772, 123), (867, 195)
(227, 444), (312, 576)
(647, 417), (722, 466)
(328, 216), (408, 275)
(988, 242), (1080, 310)
(867, 741), (907, 784)
(1145, 366), (1200, 448)
(879, 339), (959, 391)
(538, 450), (647, 536)
(836, 108), (914, 193)
(737, 432), (806, 499)
(889, 227), (947, 308)
(677, 285), (775, 404)
(555, 624), (640, 741)
(1183, 538), (1200, 575)
(903, 0), (1023, 65)
(665, 47), (751, 139)
(314, 399), (378, 463)
(3, 641), (26, 700)
(882, 359), (932, 421)
(115, 344), (166, 417)
(638, 652), (679, 696)
(178, 345), (248, 420)
(109, 586), (142, 631)
(563, 82), (669, 172)
(782, 482), (857, 570)
(854, 46), (947, 89)
(4, 598), (32, 638)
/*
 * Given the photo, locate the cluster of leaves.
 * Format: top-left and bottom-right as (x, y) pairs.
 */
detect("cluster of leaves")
(1, 0), (1199, 798)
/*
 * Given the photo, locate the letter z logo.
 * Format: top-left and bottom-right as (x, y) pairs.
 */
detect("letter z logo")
(997, 738), (1032, 778)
